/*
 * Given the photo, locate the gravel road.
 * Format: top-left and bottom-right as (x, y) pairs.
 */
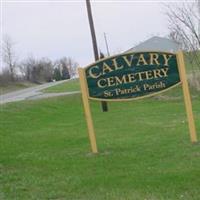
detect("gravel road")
(0, 80), (80, 104)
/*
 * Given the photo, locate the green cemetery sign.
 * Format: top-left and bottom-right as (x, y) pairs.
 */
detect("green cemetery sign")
(78, 51), (197, 153)
(84, 51), (180, 101)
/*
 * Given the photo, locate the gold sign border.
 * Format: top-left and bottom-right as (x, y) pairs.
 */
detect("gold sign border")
(83, 51), (180, 102)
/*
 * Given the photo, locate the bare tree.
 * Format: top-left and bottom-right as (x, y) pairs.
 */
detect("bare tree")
(20, 57), (36, 81)
(2, 35), (17, 81)
(167, 2), (200, 51)
(0, 68), (13, 86)
(39, 57), (54, 82)
(58, 57), (78, 79)
(67, 58), (78, 78)
(20, 57), (54, 83)
(166, 1), (200, 90)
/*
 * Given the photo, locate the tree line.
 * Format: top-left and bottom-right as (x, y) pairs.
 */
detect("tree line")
(19, 56), (78, 83)
(1, 35), (78, 85)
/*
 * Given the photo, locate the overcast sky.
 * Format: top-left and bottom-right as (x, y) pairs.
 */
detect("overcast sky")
(1, 0), (185, 69)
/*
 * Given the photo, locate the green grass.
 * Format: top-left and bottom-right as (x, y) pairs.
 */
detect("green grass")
(0, 82), (37, 95)
(42, 79), (80, 93)
(185, 51), (200, 73)
(0, 88), (200, 200)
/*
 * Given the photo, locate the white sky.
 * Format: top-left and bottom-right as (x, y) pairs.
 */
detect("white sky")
(1, 0), (185, 69)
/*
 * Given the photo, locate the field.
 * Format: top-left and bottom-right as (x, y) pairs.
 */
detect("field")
(1, 84), (200, 199)
(42, 79), (80, 93)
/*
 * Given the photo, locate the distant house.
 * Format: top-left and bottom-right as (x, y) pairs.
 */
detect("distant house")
(126, 36), (180, 53)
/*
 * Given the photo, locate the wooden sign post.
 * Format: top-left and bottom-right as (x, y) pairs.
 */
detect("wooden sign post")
(79, 51), (198, 153)
(78, 68), (98, 153)
(177, 51), (197, 143)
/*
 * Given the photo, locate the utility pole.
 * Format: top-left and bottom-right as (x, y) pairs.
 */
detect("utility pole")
(104, 32), (110, 56)
(86, 0), (108, 112)
(197, 0), (200, 38)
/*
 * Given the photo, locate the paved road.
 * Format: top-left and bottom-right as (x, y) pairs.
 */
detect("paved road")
(0, 79), (79, 104)
(27, 91), (80, 100)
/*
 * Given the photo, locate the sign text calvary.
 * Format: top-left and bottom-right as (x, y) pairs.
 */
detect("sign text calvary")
(84, 52), (180, 100)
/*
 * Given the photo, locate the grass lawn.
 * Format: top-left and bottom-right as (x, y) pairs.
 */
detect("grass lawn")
(42, 79), (80, 93)
(0, 87), (200, 200)
(185, 51), (200, 73)
(0, 82), (37, 95)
